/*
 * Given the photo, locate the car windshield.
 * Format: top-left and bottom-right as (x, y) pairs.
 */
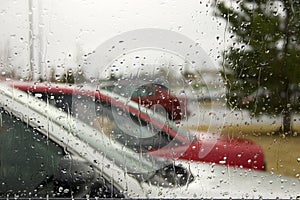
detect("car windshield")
(0, 83), (191, 191)
(64, 85), (194, 151)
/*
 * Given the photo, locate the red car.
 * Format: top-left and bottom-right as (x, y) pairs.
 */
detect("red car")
(101, 80), (189, 120)
(6, 80), (265, 171)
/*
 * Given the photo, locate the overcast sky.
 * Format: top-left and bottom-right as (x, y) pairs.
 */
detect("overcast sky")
(0, 0), (229, 79)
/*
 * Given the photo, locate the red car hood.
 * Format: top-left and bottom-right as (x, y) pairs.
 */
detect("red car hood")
(149, 131), (265, 171)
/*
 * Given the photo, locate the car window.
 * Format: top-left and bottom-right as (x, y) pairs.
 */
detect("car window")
(32, 92), (73, 113)
(0, 110), (64, 197)
(25, 90), (183, 152)
(131, 85), (155, 98)
(74, 94), (181, 151)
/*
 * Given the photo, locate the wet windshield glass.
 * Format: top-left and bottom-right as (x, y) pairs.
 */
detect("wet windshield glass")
(1, 0), (300, 198)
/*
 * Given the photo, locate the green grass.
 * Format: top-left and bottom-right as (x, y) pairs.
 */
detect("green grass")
(196, 125), (300, 178)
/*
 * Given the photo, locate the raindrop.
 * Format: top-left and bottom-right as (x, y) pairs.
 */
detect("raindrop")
(58, 186), (64, 192)
(269, 180), (273, 184)
(280, 179), (286, 183)
(219, 160), (226, 164)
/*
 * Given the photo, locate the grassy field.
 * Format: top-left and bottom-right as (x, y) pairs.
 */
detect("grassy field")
(196, 124), (300, 178)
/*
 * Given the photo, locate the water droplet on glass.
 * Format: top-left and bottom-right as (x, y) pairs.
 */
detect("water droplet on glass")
(269, 180), (273, 184)
(219, 160), (226, 164)
(58, 186), (63, 192)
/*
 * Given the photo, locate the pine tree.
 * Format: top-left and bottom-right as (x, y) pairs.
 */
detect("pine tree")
(214, 0), (300, 134)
